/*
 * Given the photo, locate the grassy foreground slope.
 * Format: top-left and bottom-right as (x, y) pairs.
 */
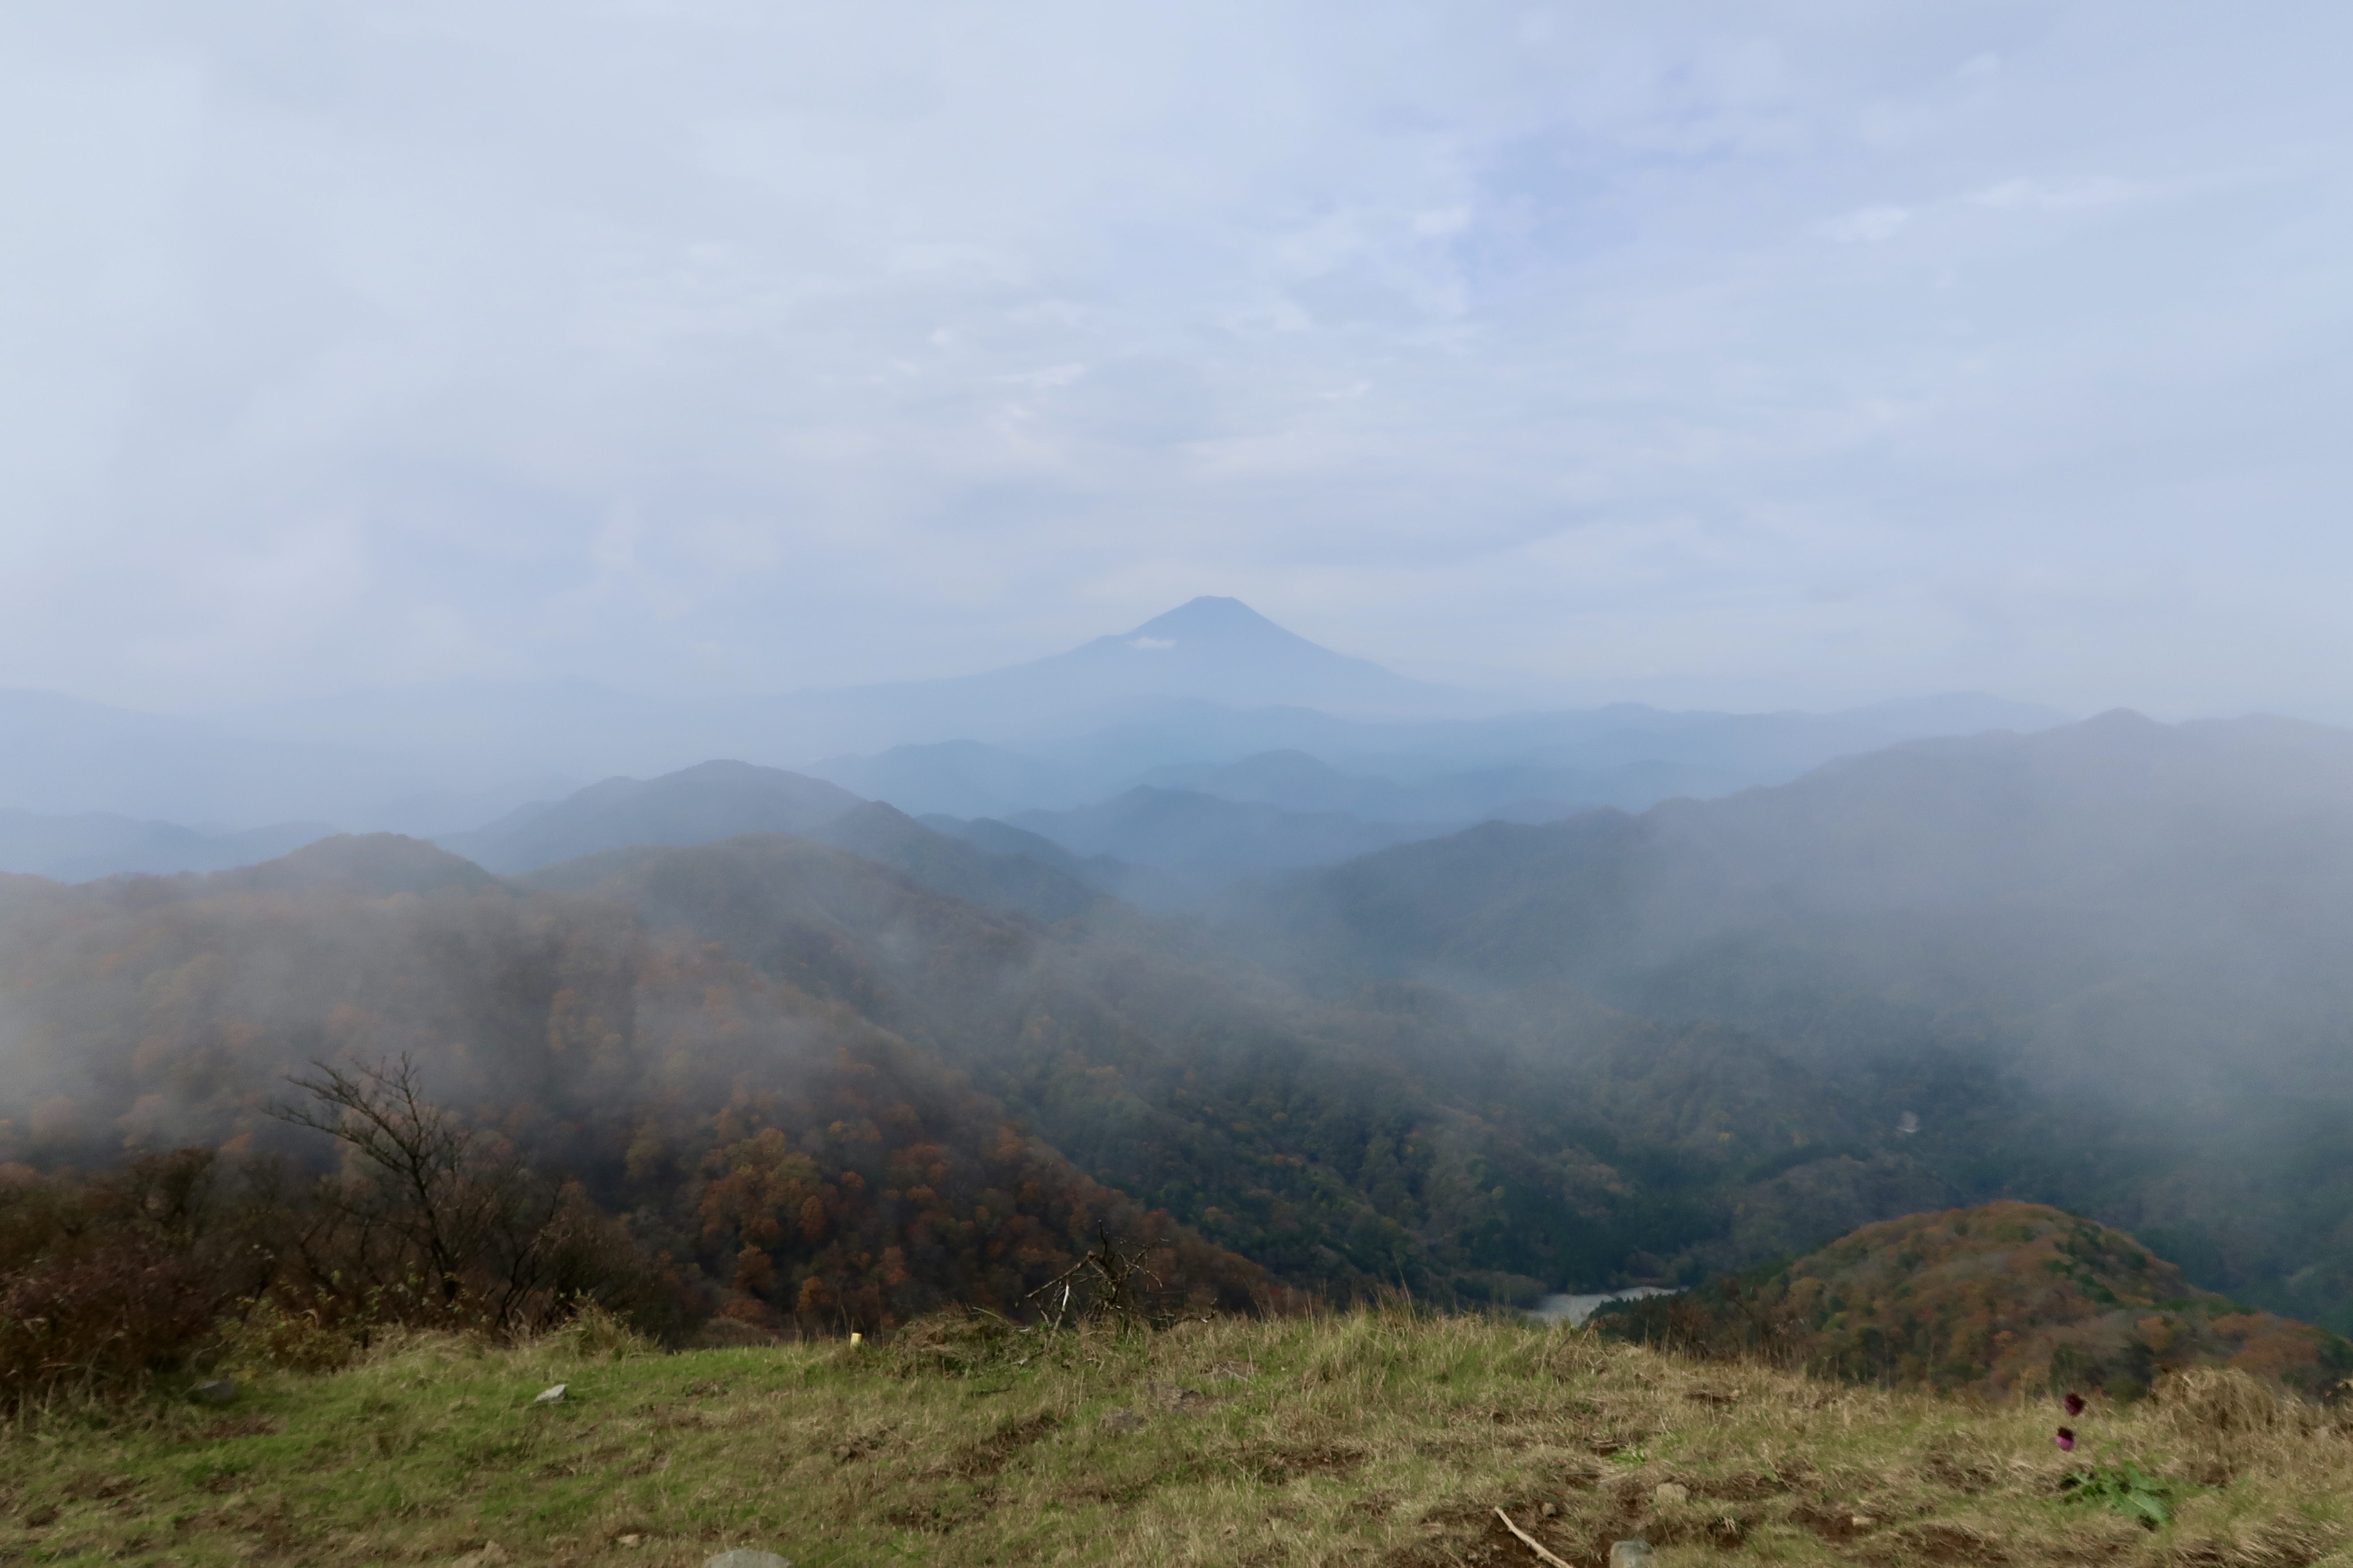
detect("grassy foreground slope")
(8, 1309), (2351, 1568)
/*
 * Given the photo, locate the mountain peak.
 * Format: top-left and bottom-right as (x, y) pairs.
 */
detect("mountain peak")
(990, 597), (1457, 717)
(1122, 597), (1304, 649)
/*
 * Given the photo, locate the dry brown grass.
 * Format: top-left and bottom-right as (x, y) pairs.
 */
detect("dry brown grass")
(4, 1305), (2352, 1566)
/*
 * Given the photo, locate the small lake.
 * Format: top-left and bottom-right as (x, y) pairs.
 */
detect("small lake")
(1527, 1286), (1676, 1326)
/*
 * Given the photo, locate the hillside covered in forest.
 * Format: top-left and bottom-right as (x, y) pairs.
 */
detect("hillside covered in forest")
(10, 707), (2353, 1349)
(1603, 1202), (2353, 1402)
(0, 827), (1975, 1332)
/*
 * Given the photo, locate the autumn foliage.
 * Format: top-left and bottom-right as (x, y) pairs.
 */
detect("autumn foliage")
(0, 838), (1267, 1391)
(1605, 1200), (2353, 1400)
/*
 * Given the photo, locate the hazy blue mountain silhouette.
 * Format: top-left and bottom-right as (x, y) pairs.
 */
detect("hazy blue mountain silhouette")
(1135, 749), (1741, 822)
(203, 832), (502, 898)
(800, 689), (2069, 822)
(1003, 786), (1452, 897)
(429, 760), (1112, 922)
(758, 597), (1470, 755)
(436, 760), (865, 874)
(811, 801), (1105, 923)
(8, 603), (2069, 830)
(1009, 596), (1453, 714)
(803, 739), (1083, 818)
(0, 809), (336, 882)
(214, 599), (1469, 777)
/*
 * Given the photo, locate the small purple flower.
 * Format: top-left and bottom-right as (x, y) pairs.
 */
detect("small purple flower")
(2064, 1393), (2086, 1417)
(2055, 1427), (2076, 1452)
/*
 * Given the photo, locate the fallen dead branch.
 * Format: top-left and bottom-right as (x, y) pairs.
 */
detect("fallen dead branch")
(1494, 1506), (1575, 1568)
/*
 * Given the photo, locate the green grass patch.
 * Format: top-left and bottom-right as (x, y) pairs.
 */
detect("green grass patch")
(2, 1310), (2347, 1566)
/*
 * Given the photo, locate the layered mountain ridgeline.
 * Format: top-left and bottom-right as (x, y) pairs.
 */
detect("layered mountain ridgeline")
(991, 786), (1451, 904)
(0, 828), (1996, 1318)
(0, 809), (335, 882)
(430, 760), (1113, 922)
(1235, 711), (2353, 1329)
(0, 836), (1262, 1339)
(16, 706), (2353, 1338)
(1604, 1202), (2353, 1402)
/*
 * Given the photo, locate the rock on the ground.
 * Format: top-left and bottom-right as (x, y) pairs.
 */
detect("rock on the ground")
(1609, 1541), (1656, 1568)
(703, 1552), (793, 1568)
(533, 1384), (567, 1405)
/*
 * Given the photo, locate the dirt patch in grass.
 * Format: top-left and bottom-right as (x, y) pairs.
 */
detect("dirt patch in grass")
(951, 1411), (1063, 1479)
(1790, 1499), (1880, 1543)
(1921, 1440), (2005, 1494)
(1862, 1520), (2013, 1564)
(1053, 1477), (1158, 1509)
(883, 1486), (1002, 1534)
(1242, 1440), (1366, 1484)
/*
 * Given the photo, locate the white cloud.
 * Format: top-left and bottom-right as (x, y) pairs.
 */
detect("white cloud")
(1825, 205), (1912, 243)
(0, 1), (2348, 720)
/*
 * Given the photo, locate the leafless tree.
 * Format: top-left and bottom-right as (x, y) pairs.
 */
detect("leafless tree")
(271, 1055), (555, 1329)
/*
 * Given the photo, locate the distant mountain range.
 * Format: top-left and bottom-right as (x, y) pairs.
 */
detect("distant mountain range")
(798, 689), (2069, 821)
(436, 760), (865, 874)
(207, 597), (1474, 786)
(0, 809), (336, 882)
(993, 787), (1448, 899)
(430, 759), (1109, 923)
(13, 704), (2353, 1333)
(0, 599), (2071, 839)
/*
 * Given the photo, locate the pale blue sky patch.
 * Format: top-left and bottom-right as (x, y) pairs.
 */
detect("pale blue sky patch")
(0, 1), (2347, 720)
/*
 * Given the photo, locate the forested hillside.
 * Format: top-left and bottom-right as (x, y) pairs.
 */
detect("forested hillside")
(1238, 711), (2353, 1328)
(12, 708), (2353, 1337)
(0, 837), (1261, 1338)
(0, 830), (1989, 1320)
(1605, 1201), (2353, 1401)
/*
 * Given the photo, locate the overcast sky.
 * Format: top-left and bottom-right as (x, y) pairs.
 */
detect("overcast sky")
(3, 2), (2348, 719)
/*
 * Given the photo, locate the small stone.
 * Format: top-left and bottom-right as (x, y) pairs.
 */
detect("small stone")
(1609, 1541), (1656, 1568)
(532, 1384), (567, 1405)
(190, 1379), (237, 1405)
(1654, 1482), (1688, 1506)
(1099, 1407), (1148, 1435)
(1850, 1515), (1876, 1529)
(617, 1535), (643, 1547)
(703, 1552), (793, 1568)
